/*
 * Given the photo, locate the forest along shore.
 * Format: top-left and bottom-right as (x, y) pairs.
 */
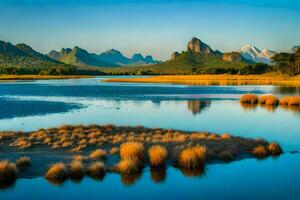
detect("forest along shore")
(0, 75), (95, 81)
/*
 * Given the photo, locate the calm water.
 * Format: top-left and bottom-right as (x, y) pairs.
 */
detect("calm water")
(0, 77), (300, 199)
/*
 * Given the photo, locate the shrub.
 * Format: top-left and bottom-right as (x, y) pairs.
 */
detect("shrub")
(179, 145), (206, 169)
(89, 149), (107, 160)
(258, 95), (279, 105)
(87, 162), (105, 179)
(240, 94), (259, 104)
(268, 143), (283, 155)
(16, 157), (31, 170)
(45, 163), (68, 181)
(148, 145), (168, 167)
(120, 142), (144, 161)
(69, 160), (84, 179)
(0, 161), (18, 183)
(116, 159), (141, 175)
(251, 146), (269, 158)
(280, 96), (300, 106)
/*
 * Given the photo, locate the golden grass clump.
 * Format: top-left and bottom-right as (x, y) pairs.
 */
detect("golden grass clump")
(240, 94), (259, 104)
(69, 160), (84, 179)
(148, 145), (168, 168)
(16, 157), (31, 170)
(110, 147), (119, 154)
(116, 159), (141, 175)
(45, 162), (69, 181)
(87, 162), (105, 179)
(89, 149), (107, 160)
(0, 161), (18, 183)
(267, 143), (283, 155)
(258, 95), (279, 105)
(220, 133), (232, 140)
(280, 96), (300, 106)
(251, 145), (269, 158)
(120, 142), (144, 161)
(179, 146), (206, 169)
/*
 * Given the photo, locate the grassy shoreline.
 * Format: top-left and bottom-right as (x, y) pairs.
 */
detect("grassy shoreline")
(0, 125), (282, 186)
(105, 74), (300, 86)
(0, 75), (95, 81)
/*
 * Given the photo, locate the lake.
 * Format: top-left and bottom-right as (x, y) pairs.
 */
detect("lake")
(0, 76), (299, 199)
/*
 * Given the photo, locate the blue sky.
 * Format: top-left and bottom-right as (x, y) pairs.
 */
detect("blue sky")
(0, 0), (299, 60)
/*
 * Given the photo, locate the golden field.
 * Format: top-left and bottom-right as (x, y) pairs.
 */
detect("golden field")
(105, 74), (300, 86)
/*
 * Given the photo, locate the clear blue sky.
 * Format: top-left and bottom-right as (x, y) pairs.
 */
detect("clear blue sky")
(0, 0), (299, 60)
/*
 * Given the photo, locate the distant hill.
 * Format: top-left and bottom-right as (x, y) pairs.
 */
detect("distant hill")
(0, 40), (105, 75)
(48, 47), (160, 67)
(238, 45), (276, 64)
(106, 37), (250, 75)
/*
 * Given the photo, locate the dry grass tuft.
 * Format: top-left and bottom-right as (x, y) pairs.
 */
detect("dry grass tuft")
(89, 149), (107, 160)
(179, 146), (206, 169)
(116, 159), (141, 175)
(87, 162), (105, 179)
(16, 157), (31, 170)
(280, 96), (300, 106)
(267, 143), (283, 155)
(45, 162), (69, 181)
(69, 160), (84, 179)
(148, 145), (168, 168)
(258, 95), (279, 105)
(240, 94), (259, 104)
(110, 147), (119, 154)
(251, 145), (269, 158)
(220, 133), (232, 139)
(0, 161), (18, 183)
(120, 142), (144, 161)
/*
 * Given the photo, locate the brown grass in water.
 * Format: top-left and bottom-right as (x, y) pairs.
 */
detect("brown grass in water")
(87, 162), (105, 179)
(16, 157), (31, 170)
(258, 95), (279, 105)
(251, 146), (269, 158)
(148, 145), (168, 168)
(69, 160), (84, 179)
(45, 163), (68, 181)
(89, 149), (107, 160)
(268, 143), (283, 155)
(178, 145), (206, 169)
(240, 94), (259, 104)
(116, 159), (141, 175)
(120, 142), (144, 161)
(0, 161), (18, 183)
(280, 96), (300, 106)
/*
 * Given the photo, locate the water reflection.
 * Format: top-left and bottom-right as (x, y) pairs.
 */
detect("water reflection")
(179, 166), (206, 177)
(120, 172), (142, 186)
(240, 102), (258, 111)
(187, 100), (211, 115)
(150, 168), (166, 183)
(273, 86), (300, 95)
(0, 180), (16, 191)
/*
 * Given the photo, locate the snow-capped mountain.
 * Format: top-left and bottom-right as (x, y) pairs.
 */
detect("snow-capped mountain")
(238, 45), (276, 64)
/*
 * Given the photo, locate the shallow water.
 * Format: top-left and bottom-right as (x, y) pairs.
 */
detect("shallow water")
(0, 77), (300, 199)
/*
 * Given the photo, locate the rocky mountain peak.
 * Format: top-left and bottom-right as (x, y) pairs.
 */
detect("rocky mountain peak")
(187, 37), (213, 54)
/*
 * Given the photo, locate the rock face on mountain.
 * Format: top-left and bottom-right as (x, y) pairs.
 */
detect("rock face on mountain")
(48, 47), (160, 67)
(223, 52), (242, 62)
(171, 51), (180, 60)
(238, 45), (276, 64)
(187, 37), (214, 54)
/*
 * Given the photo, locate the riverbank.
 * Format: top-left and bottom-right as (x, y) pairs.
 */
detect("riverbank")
(0, 75), (94, 81)
(0, 125), (282, 186)
(105, 74), (300, 86)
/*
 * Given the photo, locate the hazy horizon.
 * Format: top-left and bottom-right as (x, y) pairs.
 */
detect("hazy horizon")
(0, 0), (299, 60)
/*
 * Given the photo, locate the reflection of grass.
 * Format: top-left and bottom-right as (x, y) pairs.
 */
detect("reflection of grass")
(150, 168), (166, 183)
(105, 74), (300, 86)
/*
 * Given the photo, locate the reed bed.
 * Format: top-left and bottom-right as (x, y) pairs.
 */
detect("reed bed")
(258, 95), (279, 105)
(240, 94), (259, 104)
(0, 125), (284, 184)
(105, 74), (300, 86)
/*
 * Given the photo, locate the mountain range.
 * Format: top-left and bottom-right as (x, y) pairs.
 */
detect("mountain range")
(238, 45), (276, 64)
(48, 47), (160, 67)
